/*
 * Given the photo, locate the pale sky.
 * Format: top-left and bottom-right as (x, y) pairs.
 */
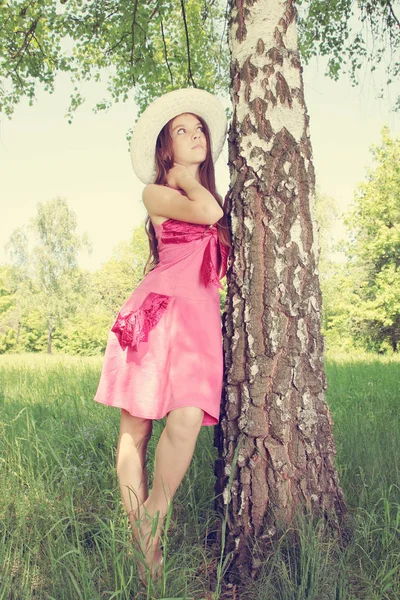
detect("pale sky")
(1, 54), (399, 271)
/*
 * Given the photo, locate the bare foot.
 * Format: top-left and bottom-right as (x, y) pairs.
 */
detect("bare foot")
(130, 507), (163, 583)
(151, 543), (163, 580)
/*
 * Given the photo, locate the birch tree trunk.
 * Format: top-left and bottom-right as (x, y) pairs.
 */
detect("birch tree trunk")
(214, 0), (347, 580)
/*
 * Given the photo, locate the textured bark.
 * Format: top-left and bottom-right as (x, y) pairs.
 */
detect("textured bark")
(214, 0), (347, 582)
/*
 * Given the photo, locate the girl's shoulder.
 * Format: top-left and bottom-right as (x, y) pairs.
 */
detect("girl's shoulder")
(142, 183), (219, 226)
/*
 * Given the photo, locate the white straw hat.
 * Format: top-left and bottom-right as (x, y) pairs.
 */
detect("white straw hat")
(130, 87), (227, 184)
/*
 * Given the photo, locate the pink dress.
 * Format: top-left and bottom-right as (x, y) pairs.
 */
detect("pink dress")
(93, 208), (229, 426)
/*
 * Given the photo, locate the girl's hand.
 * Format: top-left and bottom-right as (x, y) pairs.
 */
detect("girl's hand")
(166, 163), (194, 189)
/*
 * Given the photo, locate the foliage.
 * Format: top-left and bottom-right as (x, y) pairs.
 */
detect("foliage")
(322, 126), (400, 353)
(0, 264), (18, 353)
(2, 0), (399, 119)
(0, 217), (154, 355)
(314, 186), (354, 350)
(320, 262), (367, 352)
(5, 197), (91, 353)
(53, 224), (151, 355)
(297, 0), (400, 110)
(315, 185), (340, 280)
(91, 225), (149, 315)
(16, 309), (48, 353)
(342, 126), (400, 352)
(0, 265), (15, 321)
(54, 309), (111, 355)
(0, 0), (230, 120)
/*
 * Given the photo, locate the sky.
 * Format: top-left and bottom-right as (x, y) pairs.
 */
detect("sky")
(1, 53), (399, 272)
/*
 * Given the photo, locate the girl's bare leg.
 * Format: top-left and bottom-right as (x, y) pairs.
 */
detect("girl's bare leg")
(136, 406), (204, 572)
(116, 409), (153, 537)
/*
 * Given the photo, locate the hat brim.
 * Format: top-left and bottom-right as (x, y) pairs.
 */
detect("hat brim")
(130, 88), (227, 184)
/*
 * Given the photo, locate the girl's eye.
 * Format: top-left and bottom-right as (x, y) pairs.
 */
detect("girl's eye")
(177, 126), (203, 134)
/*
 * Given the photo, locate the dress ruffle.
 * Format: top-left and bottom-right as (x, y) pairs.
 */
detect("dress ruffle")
(161, 219), (228, 289)
(160, 219), (205, 244)
(111, 292), (172, 351)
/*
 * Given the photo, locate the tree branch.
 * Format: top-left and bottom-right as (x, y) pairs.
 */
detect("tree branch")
(10, 17), (40, 60)
(148, 5), (158, 22)
(386, 0), (400, 28)
(180, 0), (196, 87)
(130, 0), (139, 67)
(106, 32), (131, 55)
(218, 0), (229, 77)
(129, 0), (139, 85)
(32, 32), (56, 67)
(201, 0), (217, 24)
(159, 12), (174, 85)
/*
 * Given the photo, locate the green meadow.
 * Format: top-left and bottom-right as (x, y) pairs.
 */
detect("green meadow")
(0, 352), (399, 600)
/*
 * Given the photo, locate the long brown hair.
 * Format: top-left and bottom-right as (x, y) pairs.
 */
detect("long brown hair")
(142, 113), (231, 276)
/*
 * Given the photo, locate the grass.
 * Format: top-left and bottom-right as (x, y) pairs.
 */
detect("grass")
(0, 351), (399, 599)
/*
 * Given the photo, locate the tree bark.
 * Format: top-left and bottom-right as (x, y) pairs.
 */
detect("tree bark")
(214, 0), (347, 582)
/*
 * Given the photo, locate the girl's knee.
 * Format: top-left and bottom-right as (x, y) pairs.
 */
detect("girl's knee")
(117, 411), (152, 471)
(119, 409), (153, 440)
(166, 407), (204, 441)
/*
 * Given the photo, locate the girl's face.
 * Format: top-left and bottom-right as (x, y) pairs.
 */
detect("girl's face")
(169, 113), (207, 167)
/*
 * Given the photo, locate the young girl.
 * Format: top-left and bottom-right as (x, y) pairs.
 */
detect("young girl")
(94, 88), (231, 584)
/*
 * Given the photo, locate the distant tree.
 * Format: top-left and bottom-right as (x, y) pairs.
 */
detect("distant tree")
(315, 186), (340, 276)
(0, 264), (18, 352)
(3, 227), (37, 350)
(50, 222), (152, 354)
(91, 223), (150, 315)
(0, 265), (16, 318)
(54, 308), (111, 356)
(341, 126), (400, 352)
(313, 187), (365, 351)
(319, 260), (369, 352)
(6, 197), (91, 353)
